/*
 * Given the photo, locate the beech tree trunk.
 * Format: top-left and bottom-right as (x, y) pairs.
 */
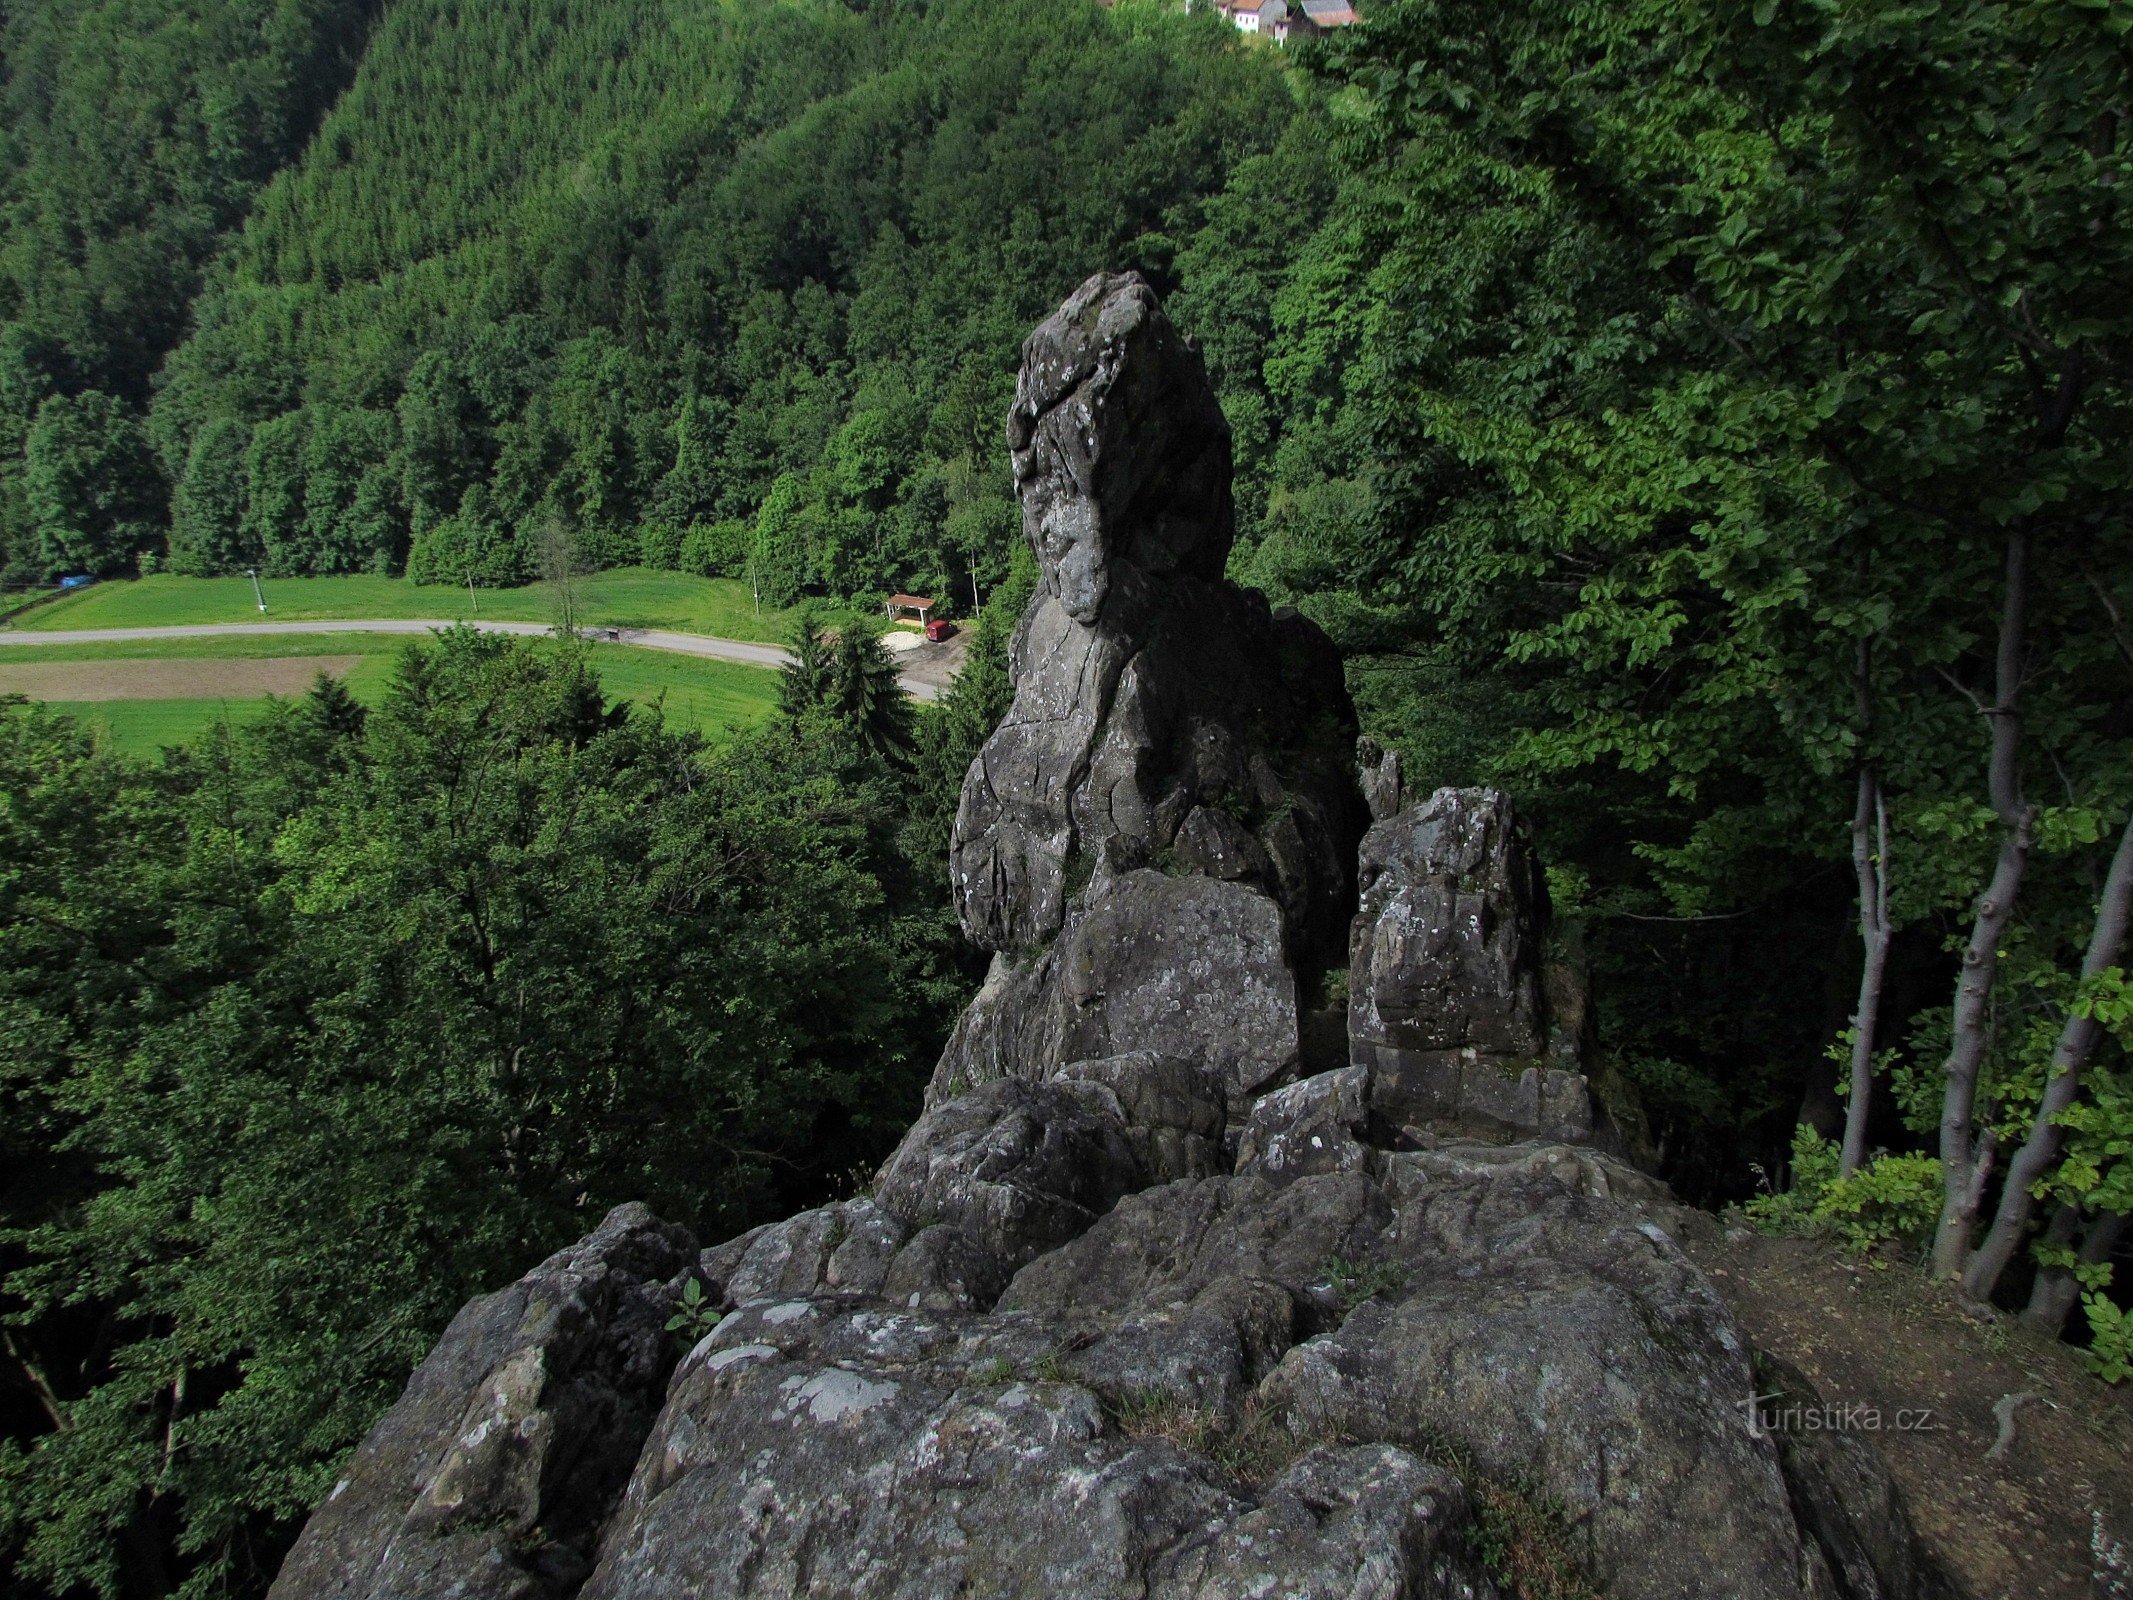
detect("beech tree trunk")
(1932, 527), (2034, 1281)
(1839, 757), (1892, 1179)
(2023, 1207), (2127, 1334)
(1962, 810), (2133, 1298)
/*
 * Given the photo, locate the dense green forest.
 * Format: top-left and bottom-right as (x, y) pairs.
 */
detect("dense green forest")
(0, 0), (383, 582)
(0, 621), (1012, 1596)
(3, 0), (2132, 1593)
(4, 0), (1295, 595)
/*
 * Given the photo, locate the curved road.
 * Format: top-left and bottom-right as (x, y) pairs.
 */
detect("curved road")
(0, 618), (957, 701)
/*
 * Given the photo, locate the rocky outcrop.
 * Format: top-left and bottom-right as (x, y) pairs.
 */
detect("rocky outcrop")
(932, 870), (1300, 1107)
(268, 1204), (695, 1600)
(1350, 786), (1599, 1145)
(941, 272), (1364, 1108)
(942, 269), (1356, 985)
(269, 275), (1954, 1600)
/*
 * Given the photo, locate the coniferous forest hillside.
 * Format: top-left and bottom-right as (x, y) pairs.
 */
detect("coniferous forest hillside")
(7, 0), (1300, 596)
(3, 0), (2132, 1595)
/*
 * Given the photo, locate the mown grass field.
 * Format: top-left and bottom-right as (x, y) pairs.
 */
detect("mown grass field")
(1, 632), (780, 756)
(10, 569), (855, 642)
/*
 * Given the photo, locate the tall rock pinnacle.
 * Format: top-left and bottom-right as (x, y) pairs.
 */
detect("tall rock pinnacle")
(1008, 271), (1235, 623)
(939, 271), (1366, 1105)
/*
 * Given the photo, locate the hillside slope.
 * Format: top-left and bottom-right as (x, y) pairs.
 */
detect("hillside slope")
(145, 0), (1293, 591)
(0, 0), (381, 580)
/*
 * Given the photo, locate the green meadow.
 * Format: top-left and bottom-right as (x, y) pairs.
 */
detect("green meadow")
(10, 569), (853, 643)
(0, 631), (780, 757)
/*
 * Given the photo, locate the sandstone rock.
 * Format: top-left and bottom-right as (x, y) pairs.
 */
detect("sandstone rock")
(1357, 736), (1404, 823)
(1754, 1352), (1966, 1600)
(1008, 1146), (1854, 1600)
(1056, 1051), (1228, 1182)
(949, 271), (1363, 965)
(267, 1204), (694, 1600)
(707, 1064), (1232, 1321)
(873, 1075), (1146, 1279)
(278, 1086), (1943, 1600)
(1349, 786), (1597, 1144)
(578, 1292), (1501, 1600)
(1009, 269), (1234, 624)
(720, 1198), (915, 1307)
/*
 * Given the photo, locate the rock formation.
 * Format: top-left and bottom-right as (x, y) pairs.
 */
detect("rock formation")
(1350, 786), (1598, 1144)
(268, 274), (1955, 1600)
(938, 272), (1365, 1105)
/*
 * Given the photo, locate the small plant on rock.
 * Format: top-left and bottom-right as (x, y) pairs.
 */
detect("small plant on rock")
(1109, 1389), (1218, 1454)
(665, 1277), (722, 1342)
(1418, 1432), (1602, 1600)
(1323, 1256), (1404, 1312)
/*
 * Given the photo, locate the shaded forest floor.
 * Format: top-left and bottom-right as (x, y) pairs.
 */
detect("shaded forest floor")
(1689, 1231), (2133, 1600)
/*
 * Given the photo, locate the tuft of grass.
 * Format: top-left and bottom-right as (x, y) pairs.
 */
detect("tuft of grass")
(1110, 1388), (1221, 1453)
(1414, 1431), (1603, 1600)
(1107, 1391), (1340, 1489)
(1323, 1255), (1405, 1313)
(1107, 1389), (1602, 1599)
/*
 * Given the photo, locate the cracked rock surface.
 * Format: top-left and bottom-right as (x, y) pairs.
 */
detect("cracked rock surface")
(268, 1204), (695, 1600)
(1350, 786), (1600, 1145)
(268, 275), (1956, 1600)
(946, 271), (1364, 982)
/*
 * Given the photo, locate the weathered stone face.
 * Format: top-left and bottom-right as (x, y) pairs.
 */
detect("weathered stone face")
(929, 869), (1301, 1110)
(1348, 786), (1596, 1145)
(267, 1204), (695, 1600)
(276, 1069), (1950, 1600)
(1008, 271), (1235, 623)
(951, 271), (1363, 966)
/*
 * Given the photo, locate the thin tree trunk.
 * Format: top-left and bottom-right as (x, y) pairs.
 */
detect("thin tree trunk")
(2, 1329), (69, 1433)
(1933, 526), (2035, 1279)
(2020, 1203), (2085, 1330)
(1963, 810), (2133, 1298)
(1840, 760), (1893, 1177)
(2024, 1207), (2126, 1334)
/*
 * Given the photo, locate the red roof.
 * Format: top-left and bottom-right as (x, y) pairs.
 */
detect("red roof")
(887, 594), (936, 608)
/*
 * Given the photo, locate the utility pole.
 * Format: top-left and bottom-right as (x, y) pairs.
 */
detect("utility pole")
(247, 568), (267, 614)
(467, 567), (479, 613)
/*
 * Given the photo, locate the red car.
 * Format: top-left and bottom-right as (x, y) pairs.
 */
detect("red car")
(924, 618), (956, 642)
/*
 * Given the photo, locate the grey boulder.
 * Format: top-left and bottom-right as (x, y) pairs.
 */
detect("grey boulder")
(266, 1203), (695, 1600)
(579, 1295), (1498, 1600)
(1349, 787), (1596, 1144)
(930, 869), (1302, 1110)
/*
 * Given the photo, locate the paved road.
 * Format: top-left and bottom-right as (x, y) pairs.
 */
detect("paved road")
(0, 618), (955, 701)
